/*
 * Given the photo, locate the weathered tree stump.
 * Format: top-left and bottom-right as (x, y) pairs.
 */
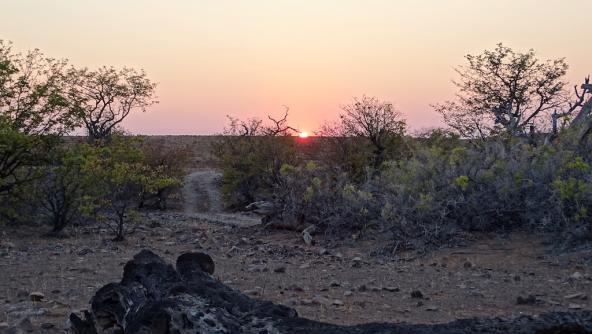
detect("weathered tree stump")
(70, 250), (592, 333)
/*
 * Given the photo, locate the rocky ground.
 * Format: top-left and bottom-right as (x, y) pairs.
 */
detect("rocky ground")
(0, 211), (591, 333)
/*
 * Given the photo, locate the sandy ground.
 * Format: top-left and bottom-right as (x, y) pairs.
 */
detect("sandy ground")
(0, 213), (591, 332)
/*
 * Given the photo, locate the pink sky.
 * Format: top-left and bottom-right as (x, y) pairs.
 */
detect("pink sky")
(1, 1), (590, 134)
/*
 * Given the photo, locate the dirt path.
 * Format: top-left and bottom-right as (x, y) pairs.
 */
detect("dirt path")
(182, 169), (260, 227)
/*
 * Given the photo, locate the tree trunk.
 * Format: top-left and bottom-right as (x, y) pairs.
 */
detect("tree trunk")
(70, 250), (592, 334)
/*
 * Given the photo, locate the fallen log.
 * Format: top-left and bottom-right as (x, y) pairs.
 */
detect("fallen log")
(70, 250), (592, 334)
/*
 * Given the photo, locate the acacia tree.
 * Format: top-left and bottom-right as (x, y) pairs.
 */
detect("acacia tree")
(339, 96), (406, 168)
(69, 66), (157, 141)
(435, 44), (570, 138)
(0, 41), (77, 198)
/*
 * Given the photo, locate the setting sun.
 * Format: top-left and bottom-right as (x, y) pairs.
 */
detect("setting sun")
(298, 131), (309, 139)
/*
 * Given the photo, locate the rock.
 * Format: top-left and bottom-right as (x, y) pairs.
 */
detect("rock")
(344, 290), (353, 297)
(569, 303), (584, 310)
(69, 250), (592, 334)
(565, 293), (587, 300)
(411, 290), (424, 299)
(517, 295), (538, 305)
(332, 299), (344, 306)
(29, 292), (44, 302)
(312, 295), (331, 306)
(426, 305), (439, 311)
(286, 284), (304, 292)
(318, 248), (328, 256)
(244, 289), (260, 296)
(463, 261), (473, 268)
(299, 263), (310, 269)
(302, 225), (316, 246)
(570, 272), (584, 280)
(330, 280), (341, 287)
(274, 266), (286, 274)
(177, 252), (215, 275)
(76, 248), (93, 256)
(40, 323), (54, 329)
(383, 286), (400, 292)
(352, 257), (362, 268)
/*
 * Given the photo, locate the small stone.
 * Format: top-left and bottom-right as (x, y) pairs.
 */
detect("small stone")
(330, 281), (341, 287)
(426, 305), (439, 311)
(41, 323), (55, 329)
(344, 290), (353, 297)
(332, 299), (344, 306)
(463, 261), (473, 268)
(312, 296), (331, 306)
(299, 263), (310, 269)
(290, 284), (305, 292)
(318, 248), (328, 256)
(273, 266), (286, 273)
(516, 295), (537, 305)
(411, 290), (424, 299)
(564, 293), (587, 300)
(383, 286), (400, 292)
(568, 303), (583, 310)
(30, 292), (44, 302)
(77, 248), (93, 256)
(570, 272), (584, 280)
(335, 252), (343, 258)
(300, 299), (316, 306)
(244, 289), (259, 296)
(357, 284), (368, 292)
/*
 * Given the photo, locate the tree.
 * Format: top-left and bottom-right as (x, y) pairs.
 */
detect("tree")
(69, 66), (157, 141)
(36, 146), (92, 233)
(339, 96), (406, 168)
(0, 41), (76, 199)
(83, 136), (178, 241)
(435, 44), (570, 138)
(0, 40), (76, 135)
(213, 108), (298, 208)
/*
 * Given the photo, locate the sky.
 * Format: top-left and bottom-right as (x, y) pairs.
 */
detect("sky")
(1, 0), (590, 135)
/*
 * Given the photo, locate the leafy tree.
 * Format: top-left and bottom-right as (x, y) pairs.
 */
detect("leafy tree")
(435, 44), (571, 138)
(83, 136), (179, 241)
(0, 41), (77, 201)
(68, 66), (157, 141)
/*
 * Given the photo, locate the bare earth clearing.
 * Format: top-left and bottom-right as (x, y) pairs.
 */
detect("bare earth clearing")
(0, 166), (591, 332)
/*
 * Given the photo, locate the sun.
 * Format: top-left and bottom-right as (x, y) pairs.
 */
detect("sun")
(298, 131), (309, 139)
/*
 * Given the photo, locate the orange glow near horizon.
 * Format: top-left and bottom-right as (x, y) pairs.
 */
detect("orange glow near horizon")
(298, 131), (309, 139)
(1, 1), (590, 135)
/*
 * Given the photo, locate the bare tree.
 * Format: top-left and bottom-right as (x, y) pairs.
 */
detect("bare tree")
(340, 96), (406, 167)
(549, 77), (592, 143)
(69, 66), (157, 141)
(435, 44), (569, 138)
(224, 106), (297, 137)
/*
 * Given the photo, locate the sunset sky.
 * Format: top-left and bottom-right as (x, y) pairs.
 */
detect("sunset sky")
(1, 1), (590, 135)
